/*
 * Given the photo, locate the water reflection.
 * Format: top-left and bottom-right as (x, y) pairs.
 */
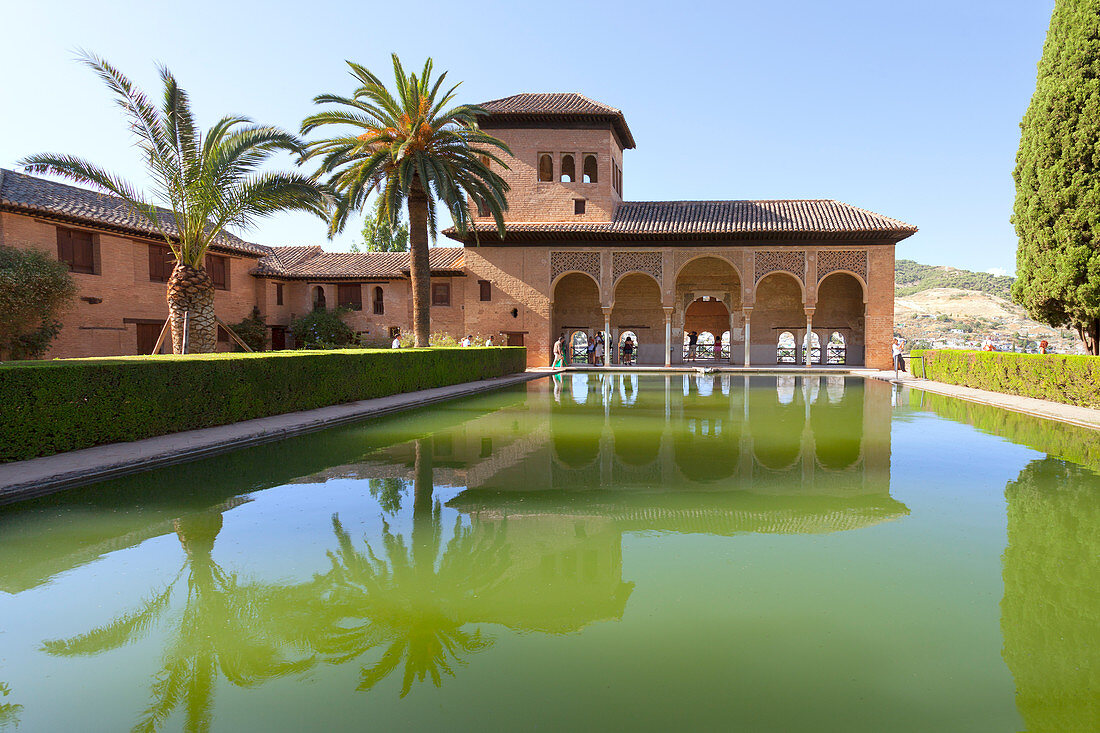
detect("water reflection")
(0, 682), (20, 731)
(1001, 457), (1100, 732)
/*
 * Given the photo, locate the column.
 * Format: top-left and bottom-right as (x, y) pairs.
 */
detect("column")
(602, 307), (612, 367)
(663, 306), (674, 367)
(729, 308), (736, 364)
(804, 307), (815, 367)
(742, 307), (752, 367)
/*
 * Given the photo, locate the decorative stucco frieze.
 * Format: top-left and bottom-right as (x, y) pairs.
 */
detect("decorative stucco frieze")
(817, 249), (867, 281)
(754, 250), (807, 283)
(550, 250), (601, 283)
(612, 250), (662, 283)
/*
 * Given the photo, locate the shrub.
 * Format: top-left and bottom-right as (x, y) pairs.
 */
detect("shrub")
(290, 307), (354, 349)
(0, 347), (527, 462)
(911, 349), (1100, 408)
(227, 307), (267, 352)
(0, 246), (77, 359)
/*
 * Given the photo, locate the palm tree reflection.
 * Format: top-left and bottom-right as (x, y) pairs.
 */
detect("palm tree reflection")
(0, 682), (21, 731)
(299, 437), (510, 697)
(41, 510), (313, 733)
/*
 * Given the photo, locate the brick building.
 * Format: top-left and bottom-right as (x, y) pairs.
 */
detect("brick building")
(0, 92), (916, 369)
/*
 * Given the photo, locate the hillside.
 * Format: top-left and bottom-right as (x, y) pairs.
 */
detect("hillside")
(892, 261), (1082, 354)
(895, 259), (1015, 299)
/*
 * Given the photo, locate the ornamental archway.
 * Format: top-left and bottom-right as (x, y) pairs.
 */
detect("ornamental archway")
(815, 272), (866, 366)
(674, 256), (742, 365)
(552, 272), (602, 361)
(610, 273), (662, 364)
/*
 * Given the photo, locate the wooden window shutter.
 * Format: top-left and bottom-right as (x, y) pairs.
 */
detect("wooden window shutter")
(479, 280), (491, 301)
(56, 228), (74, 268)
(72, 230), (95, 273)
(338, 283), (362, 309)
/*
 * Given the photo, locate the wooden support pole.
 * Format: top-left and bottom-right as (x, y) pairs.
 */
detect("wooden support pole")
(151, 318), (170, 355)
(214, 316), (255, 352)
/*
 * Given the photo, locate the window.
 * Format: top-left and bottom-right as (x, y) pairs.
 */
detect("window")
(479, 279), (491, 302)
(275, 283), (284, 306)
(389, 326), (401, 339)
(560, 154), (575, 183)
(583, 155), (598, 183)
(432, 282), (451, 306)
(538, 153), (553, 182)
(148, 243), (174, 282)
(373, 286), (384, 315)
(313, 285), (326, 310)
(574, 199), (586, 215)
(475, 197), (489, 217)
(205, 254), (229, 290)
(56, 227), (95, 274)
(479, 154), (490, 168)
(337, 283), (363, 310)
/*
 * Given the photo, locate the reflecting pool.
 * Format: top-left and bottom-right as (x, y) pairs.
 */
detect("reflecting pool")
(0, 374), (1097, 732)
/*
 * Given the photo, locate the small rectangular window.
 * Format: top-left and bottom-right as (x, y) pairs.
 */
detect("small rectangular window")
(574, 199), (586, 215)
(205, 254), (229, 290)
(372, 286), (384, 315)
(275, 283), (284, 306)
(432, 282), (451, 306)
(57, 227), (96, 274)
(475, 198), (489, 217)
(148, 244), (174, 282)
(337, 283), (363, 310)
(479, 280), (491, 302)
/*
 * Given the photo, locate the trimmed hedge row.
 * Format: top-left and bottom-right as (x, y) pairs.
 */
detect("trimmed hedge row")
(910, 349), (1100, 408)
(0, 347), (527, 462)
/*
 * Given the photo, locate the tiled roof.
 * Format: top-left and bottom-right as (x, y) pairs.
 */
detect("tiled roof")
(0, 168), (270, 257)
(253, 245), (464, 280)
(445, 200), (918, 244)
(477, 93), (636, 149)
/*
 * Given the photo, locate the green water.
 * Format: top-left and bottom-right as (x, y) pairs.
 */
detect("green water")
(0, 374), (1097, 732)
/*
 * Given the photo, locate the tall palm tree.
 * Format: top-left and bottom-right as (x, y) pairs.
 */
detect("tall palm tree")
(301, 54), (511, 347)
(21, 52), (329, 353)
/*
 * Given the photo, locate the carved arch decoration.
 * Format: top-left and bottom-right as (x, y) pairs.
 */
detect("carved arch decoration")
(550, 251), (601, 284)
(612, 251), (662, 284)
(817, 250), (867, 282)
(754, 250), (807, 283)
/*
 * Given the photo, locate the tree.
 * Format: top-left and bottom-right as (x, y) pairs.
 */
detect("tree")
(0, 245), (76, 359)
(360, 197), (409, 252)
(301, 55), (511, 347)
(21, 53), (329, 354)
(1012, 2), (1100, 354)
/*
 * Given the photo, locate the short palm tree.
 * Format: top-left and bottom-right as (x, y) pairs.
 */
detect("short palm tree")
(21, 53), (330, 353)
(301, 55), (511, 347)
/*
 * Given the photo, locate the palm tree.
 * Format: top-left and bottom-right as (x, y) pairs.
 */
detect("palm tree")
(301, 55), (511, 347)
(21, 52), (329, 353)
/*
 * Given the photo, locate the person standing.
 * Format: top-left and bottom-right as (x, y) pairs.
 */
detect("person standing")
(688, 330), (699, 360)
(485, 335), (494, 347)
(892, 337), (904, 373)
(594, 332), (605, 366)
(586, 332), (597, 364)
(552, 334), (565, 368)
(1039, 339), (1048, 354)
(391, 334), (401, 349)
(622, 336), (635, 365)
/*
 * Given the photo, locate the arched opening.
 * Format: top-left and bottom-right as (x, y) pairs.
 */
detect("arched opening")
(827, 331), (846, 364)
(610, 272), (661, 364)
(583, 155), (598, 183)
(561, 154), (575, 183)
(777, 331), (796, 364)
(552, 272), (601, 361)
(538, 154), (553, 182)
(373, 286), (384, 315)
(618, 330), (638, 365)
(675, 257), (741, 365)
(569, 331), (589, 364)
(816, 272), (865, 365)
(753, 272), (805, 365)
(803, 331), (822, 365)
(312, 285), (326, 311)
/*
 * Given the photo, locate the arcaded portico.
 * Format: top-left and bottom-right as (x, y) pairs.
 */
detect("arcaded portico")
(451, 94), (916, 370)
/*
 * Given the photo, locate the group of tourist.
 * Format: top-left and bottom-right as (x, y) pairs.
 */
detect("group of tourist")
(552, 332), (635, 367)
(389, 334), (495, 348)
(684, 331), (722, 361)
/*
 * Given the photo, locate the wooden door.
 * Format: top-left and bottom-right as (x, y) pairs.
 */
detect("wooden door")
(506, 333), (524, 347)
(271, 326), (286, 350)
(136, 323), (163, 354)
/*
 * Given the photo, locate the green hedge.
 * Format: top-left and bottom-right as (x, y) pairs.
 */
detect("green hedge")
(910, 349), (1100, 408)
(0, 347), (526, 462)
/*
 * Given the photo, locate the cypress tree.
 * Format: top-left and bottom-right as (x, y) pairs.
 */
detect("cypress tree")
(1012, 0), (1100, 354)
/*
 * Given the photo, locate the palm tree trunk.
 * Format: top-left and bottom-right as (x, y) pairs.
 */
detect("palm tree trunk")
(412, 437), (436, 569)
(407, 184), (431, 348)
(167, 263), (217, 353)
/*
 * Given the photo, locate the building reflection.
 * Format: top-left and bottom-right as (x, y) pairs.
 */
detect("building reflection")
(1001, 456), (1100, 732)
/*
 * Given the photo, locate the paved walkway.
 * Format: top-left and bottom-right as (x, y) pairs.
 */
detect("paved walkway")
(864, 370), (1100, 431)
(0, 371), (547, 505)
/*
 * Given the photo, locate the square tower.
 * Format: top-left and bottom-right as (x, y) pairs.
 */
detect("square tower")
(473, 93), (635, 223)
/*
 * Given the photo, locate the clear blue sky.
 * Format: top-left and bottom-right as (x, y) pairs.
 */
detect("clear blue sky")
(0, 0), (1054, 274)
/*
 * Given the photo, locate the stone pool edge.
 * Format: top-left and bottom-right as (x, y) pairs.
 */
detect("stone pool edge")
(865, 370), (1100, 432)
(0, 370), (550, 505)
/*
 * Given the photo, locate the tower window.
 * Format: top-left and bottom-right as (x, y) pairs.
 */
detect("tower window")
(561, 154), (575, 183)
(583, 155), (598, 183)
(475, 197), (489, 217)
(479, 279), (491, 301)
(574, 199), (586, 215)
(538, 154), (553, 182)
